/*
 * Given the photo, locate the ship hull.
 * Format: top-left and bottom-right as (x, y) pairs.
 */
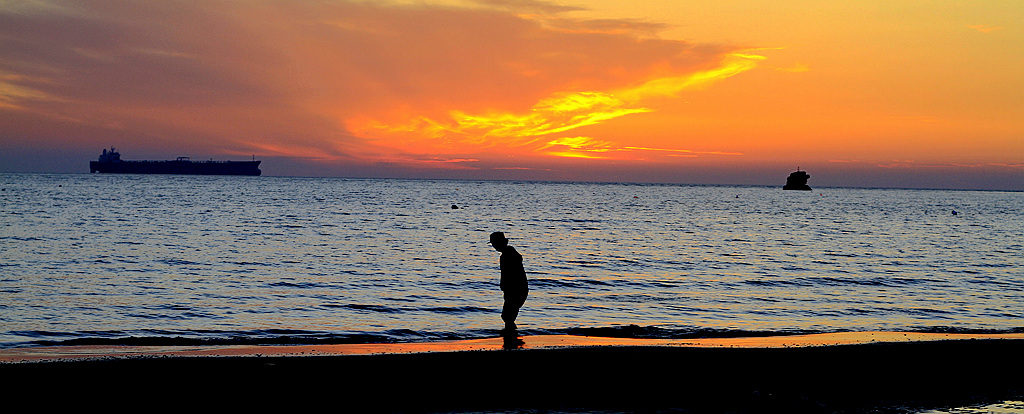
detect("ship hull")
(90, 160), (261, 176)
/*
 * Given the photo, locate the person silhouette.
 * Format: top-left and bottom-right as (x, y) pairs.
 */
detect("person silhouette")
(489, 232), (529, 334)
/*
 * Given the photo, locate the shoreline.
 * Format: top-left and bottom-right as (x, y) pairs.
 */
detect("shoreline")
(3, 332), (1023, 413)
(2, 331), (1022, 363)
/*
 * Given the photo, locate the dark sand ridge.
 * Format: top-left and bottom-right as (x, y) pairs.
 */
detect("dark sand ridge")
(3, 332), (1023, 413)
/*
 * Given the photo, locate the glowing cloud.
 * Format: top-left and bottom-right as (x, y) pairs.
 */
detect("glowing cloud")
(0, 0), (757, 167)
(540, 136), (615, 158)
(354, 52), (766, 160)
(1, 0), (1020, 189)
(616, 53), (765, 101)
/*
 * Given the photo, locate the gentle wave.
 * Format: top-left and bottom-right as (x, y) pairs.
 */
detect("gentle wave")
(9, 325), (1024, 349)
(2, 174), (1023, 349)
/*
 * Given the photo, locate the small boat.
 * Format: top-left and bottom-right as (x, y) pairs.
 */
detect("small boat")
(783, 168), (811, 191)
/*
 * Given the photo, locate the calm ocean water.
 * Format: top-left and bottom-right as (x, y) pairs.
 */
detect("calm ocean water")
(1, 173), (1022, 348)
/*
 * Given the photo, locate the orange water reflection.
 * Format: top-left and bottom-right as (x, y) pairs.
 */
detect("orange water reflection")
(3, 332), (1023, 363)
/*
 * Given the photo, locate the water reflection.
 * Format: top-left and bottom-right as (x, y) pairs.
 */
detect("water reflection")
(919, 400), (1024, 413)
(1, 174), (1023, 346)
(502, 330), (524, 349)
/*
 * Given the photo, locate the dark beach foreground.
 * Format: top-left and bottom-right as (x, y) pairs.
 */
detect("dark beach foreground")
(3, 333), (1022, 413)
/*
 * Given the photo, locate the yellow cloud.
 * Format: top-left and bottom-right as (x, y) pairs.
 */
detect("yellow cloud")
(356, 90), (652, 150)
(535, 91), (625, 113)
(534, 141), (746, 160)
(616, 53), (766, 101)
(540, 136), (614, 158)
(623, 146), (743, 156)
(355, 52), (765, 159)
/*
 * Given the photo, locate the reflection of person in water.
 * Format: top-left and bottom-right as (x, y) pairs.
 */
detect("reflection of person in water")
(490, 232), (529, 333)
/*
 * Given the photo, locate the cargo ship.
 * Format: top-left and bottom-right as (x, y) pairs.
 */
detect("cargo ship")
(90, 148), (261, 176)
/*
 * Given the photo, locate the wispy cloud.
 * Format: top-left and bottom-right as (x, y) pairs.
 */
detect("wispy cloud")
(0, 0), (757, 167)
(354, 51), (764, 160)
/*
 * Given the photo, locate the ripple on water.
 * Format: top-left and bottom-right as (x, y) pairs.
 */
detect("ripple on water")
(1, 175), (1022, 346)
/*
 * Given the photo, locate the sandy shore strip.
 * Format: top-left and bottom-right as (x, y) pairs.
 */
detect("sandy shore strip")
(2, 331), (1022, 362)
(3, 332), (1023, 413)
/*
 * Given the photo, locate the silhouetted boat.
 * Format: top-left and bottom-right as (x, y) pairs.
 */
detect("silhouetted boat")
(783, 168), (811, 191)
(90, 148), (261, 176)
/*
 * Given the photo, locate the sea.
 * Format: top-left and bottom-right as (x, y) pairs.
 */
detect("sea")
(1, 173), (1022, 350)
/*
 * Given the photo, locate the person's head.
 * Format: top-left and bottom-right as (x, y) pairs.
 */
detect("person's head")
(489, 231), (508, 251)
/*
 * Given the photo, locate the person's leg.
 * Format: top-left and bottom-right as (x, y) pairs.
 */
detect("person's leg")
(501, 300), (518, 329)
(501, 291), (528, 329)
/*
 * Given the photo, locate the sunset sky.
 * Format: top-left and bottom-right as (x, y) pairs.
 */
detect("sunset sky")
(2, 0), (1021, 190)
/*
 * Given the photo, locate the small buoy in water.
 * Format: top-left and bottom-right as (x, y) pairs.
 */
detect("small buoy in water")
(451, 204), (459, 209)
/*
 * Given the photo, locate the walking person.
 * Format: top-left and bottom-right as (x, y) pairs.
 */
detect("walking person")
(489, 231), (529, 333)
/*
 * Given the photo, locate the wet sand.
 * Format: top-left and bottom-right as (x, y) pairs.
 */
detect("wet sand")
(3, 332), (1023, 413)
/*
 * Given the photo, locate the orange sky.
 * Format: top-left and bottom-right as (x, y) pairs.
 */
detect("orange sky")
(1, 0), (1021, 189)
